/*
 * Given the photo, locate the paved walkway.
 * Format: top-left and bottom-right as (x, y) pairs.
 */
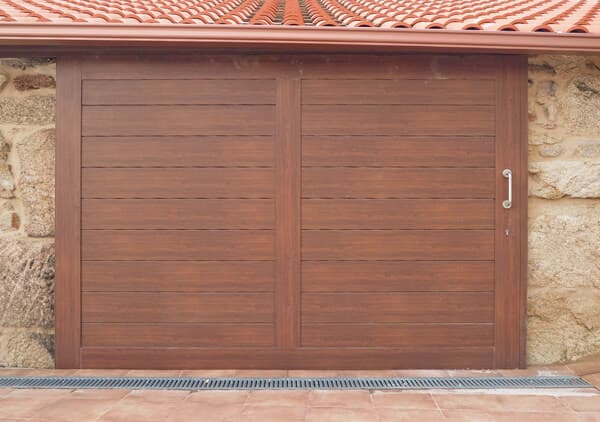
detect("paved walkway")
(0, 362), (599, 421)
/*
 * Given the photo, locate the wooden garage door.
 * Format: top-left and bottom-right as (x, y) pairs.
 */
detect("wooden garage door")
(56, 54), (526, 369)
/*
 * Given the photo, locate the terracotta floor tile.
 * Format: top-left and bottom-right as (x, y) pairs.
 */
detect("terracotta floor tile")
(126, 370), (183, 377)
(442, 410), (579, 421)
(186, 390), (249, 405)
(305, 407), (376, 422)
(165, 402), (244, 422)
(0, 369), (76, 377)
(179, 369), (237, 378)
(578, 412), (600, 422)
(32, 397), (117, 422)
(69, 389), (131, 400)
(0, 389), (13, 398)
(371, 391), (437, 409)
(498, 365), (575, 377)
(240, 405), (305, 422)
(584, 374), (600, 389)
(376, 408), (445, 421)
(567, 355), (600, 376)
(433, 393), (569, 413)
(72, 369), (130, 377)
(233, 370), (288, 378)
(393, 370), (450, 377)
(97, 390), (188, 422)
(288, 370), (340, 378)
(246, 390), (309, 407)
(309, 390), (373, 408)
(447, 369), (501, 377)
(0, 389), (71, 418)
(560, 396), (600, 412)
(336, 370), (398, 378)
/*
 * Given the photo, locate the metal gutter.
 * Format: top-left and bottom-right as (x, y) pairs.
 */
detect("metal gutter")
(0, 23), (599, 54)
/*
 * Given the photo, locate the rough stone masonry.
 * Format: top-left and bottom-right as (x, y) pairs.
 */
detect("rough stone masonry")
(0, 56), (598, 368)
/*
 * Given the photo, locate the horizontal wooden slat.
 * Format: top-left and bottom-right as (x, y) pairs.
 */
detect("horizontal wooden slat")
(82, 261), (274, 292)
(82, 136), (274, 167)
(301, 261), (494, 292)
(82, 199), (274, 229)
(82, 293), (273, 323)
(82, 324), (274, 347)
(82, 168), (273, 198)
(302, 324), (494, 347)
(82, 105), (274, 136)
(302, 199), (494, 229)
(302, 105), (494, 136)
(302, 136), (494, 167)
(302, 230), (494, 260)
(302, 168), (494, 199)
(81, 347), (495, 369)
(302, 79), (495, 105)
(82, 230), (274, 261)
(83, 79), (276, 105)
(302, 293), (494, 323)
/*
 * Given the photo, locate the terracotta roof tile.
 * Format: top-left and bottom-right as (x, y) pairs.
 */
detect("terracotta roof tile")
(0, 0), (598, 33)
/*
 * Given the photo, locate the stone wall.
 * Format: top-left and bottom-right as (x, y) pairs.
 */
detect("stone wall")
(0, 55), (598, 368)
(0, 58), (56, 368)
(528, 55), (600, 365)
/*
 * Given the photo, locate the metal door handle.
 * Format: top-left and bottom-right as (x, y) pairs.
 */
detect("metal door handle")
(502, 169), (512, 209)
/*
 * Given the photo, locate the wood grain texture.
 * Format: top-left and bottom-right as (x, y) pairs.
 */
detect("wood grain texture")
(82, 199), (274, 229)
(82, 293), (274, 323)
(302, 79), (495, 105)
(82, 136), (274, 167)
(82, 105), (275, 136)
(82, 324), (275, 347)
(82, 168), (274, 198)
(302, 168), (495, 199)
(302, 324), (494, 347)
(302, 293), (494, 323)
(80, 347), (495, 370)
(302, 199), (494, 229)
(302, 230), (494, 261)
(302, 105), (495, 136)
(302, 136), (494, 167)
(83, 79), (276, 105)
(301, 261), (494, 292)
(494, 56), (527, 369)
(82, 230), (274, 261)
(55, 57), (82, 368)
(274, 78), (301, 349)
(82, 261), (274, 292)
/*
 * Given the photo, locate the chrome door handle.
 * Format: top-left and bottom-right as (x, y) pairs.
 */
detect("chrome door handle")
(502, 169), (512, 209)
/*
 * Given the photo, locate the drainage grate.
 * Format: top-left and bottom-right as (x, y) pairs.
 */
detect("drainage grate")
(0, 376), (592, 391)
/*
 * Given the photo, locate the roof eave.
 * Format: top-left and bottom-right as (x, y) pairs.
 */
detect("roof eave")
(0, 23), (599, 54)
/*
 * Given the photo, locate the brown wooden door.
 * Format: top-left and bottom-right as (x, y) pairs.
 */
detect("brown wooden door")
(56, 54), (527, 369)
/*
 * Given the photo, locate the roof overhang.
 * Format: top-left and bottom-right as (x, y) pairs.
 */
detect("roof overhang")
(0, 23), (599, 55)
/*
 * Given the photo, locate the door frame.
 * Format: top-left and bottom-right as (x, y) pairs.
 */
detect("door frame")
(55, 53), (528, 369)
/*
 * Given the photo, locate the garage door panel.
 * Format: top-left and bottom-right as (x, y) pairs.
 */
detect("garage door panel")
(302, 324), (494, 347)
(302, 293), (494, 323)
(82, 136), (274, 167)
(82, 293), (274, 323)
(82, 261), (275, 292)
(302, 230), (494, 261)
(82, 168), (274, 198)
(83, 199), (274, 229)
(302, 168), (494, 198)
(301, 261), (494, 292)
(82, 324), (275, 347)
(302, 199), (494, 229)
(82, 230), (274, 261)
(302, 136), (494, 167)
(82, 105), (275, 136)
(302, 79), (495, 105)
(83, 79), (276, 105)
(302, 105), (495, 136)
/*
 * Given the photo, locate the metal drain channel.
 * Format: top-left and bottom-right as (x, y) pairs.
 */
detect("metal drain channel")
(0, 376), (591, 390)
